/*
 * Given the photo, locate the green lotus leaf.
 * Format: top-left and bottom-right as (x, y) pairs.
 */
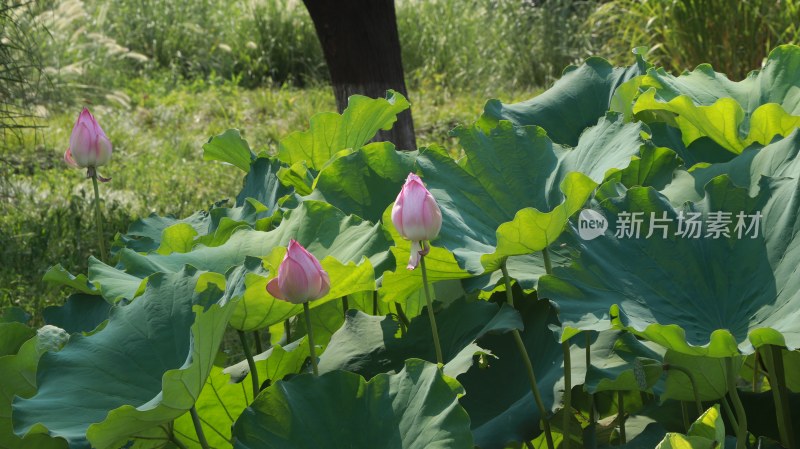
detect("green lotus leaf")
(278, 90), (410, 170)
(42, 294), (111, 335)
(633, 45), (800, 154)
(223, 338), (310, 384)
(317, 298), (522, 379)
(12, 267), (239, 449)
(307, 141), (418, 222)
(581, 330), (666, 394)
(1, 336), (68, 449)
(481, 54), (649, 146)
(87, 257), (147, 303)
(647, 122), (735, 166)
(457, 298), (564, 449)
(117, 201), (391, 282)
(655, 405), (724, 449)
(203, 128), (255, 172)
(115, 210), (212, 254)
(231, 359), (473, 449)
(485, 172), (596, 268)
(421, 114), (644, 280)
(0, 307), (29, 325)
(604, 146), (683, 190)
(236, 156), (295, 208)
(42, 264), (98, 296)
(636, 45), (800, 117)
(634, 91), (800, 154)
(662, 352), (743, 402)
(540, 174), (800, 357)
(172, 340), (309, 449)
(155, 222), (197, 255)
(662, 129), (800, 205)
(0, 323), (34, 358)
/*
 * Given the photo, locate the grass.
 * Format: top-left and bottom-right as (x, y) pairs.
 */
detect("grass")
(0, 77), (534, 319)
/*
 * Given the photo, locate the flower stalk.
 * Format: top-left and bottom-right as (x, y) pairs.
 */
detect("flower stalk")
(304, 302), (318, 376)
(419, 254), (443, 366)
(500, 260), (555, 449)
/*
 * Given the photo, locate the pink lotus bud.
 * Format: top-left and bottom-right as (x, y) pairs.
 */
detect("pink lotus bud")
(64, 108), (112, 169)
(391, 173), (442, 269)
(266, 240), (331, 304)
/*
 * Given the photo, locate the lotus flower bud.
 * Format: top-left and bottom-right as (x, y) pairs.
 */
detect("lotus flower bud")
(64, 107), (112, 169)
(392, 173), (442, 269)
(266, 240), (331, 304)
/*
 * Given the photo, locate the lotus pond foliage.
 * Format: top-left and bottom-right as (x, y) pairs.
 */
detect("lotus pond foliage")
(3, 46), (800, 449)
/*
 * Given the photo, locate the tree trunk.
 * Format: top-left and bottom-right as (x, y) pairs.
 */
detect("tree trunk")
(302, 0), (416, 151)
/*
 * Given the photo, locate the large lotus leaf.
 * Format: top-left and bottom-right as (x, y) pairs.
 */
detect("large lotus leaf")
(0, 337), (68, 449)
(117, 200), (391, 282)
(0, 307), (29, 325)
(203, 128), (256, 172)
(42, 293), (111, 335)
(232, 359), (473, 449)
(457, 298), (564, 449)
(236, 156), (295, 208)
(0, 322), (34, 357)
(632, 45), (800, 154)
(634, 92), (800, 154)
(12, 268), (238, 449)
(662, 351), (743, 402)
(637, 45), (800, 117)
(480, 54), (649, 146)
(306, 141), (418, 222)
(42, 264), (99, 296)
(655, 405), (725, 449)
(647, 122), (735, 166)
(581, 330), (665, 394)
(115, 210), (213, 254)
(318, 298), (522, 379)
(172, 341), (308, 449)
(662, 128), (800, 205)
(87, 257), (147, 302)
(604, 146), (683, 191)
(540, 174), (800, 357)
(420, 114), (644, 278)
(278, 90), (410, 169)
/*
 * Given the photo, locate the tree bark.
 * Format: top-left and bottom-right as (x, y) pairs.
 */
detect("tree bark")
(302, 0), (416, 151)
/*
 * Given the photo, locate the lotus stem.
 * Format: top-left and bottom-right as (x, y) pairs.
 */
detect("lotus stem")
(586, 332), (597, 449)
(284, 319), (291, 342)
(617, 391), (626, 444)
(721, 395), (738, 432)
(752, 351), (760, 394)
(680, 402), (690, 433)
(562, 338), (572, 449)
(762, 345), (795, 449)
(189, 406), (210, 449)
(303, 302), (319, 376)
(419, 254), (444, 366)
(237, 330), (260, 397)
(395, 302), (409, 335)
(90, 170), (106, 262)
(341, 295), (349, 317)
(500, 260), (555, 449)
(663, 363), (703, 415)
(253, 330), (263, 354)
(372, 290), (379, 315)
(542, 247), (553, 274)
(725, 357), (748, 449)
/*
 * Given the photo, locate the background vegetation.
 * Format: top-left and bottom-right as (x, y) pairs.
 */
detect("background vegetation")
(2, 0), (799, 318)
